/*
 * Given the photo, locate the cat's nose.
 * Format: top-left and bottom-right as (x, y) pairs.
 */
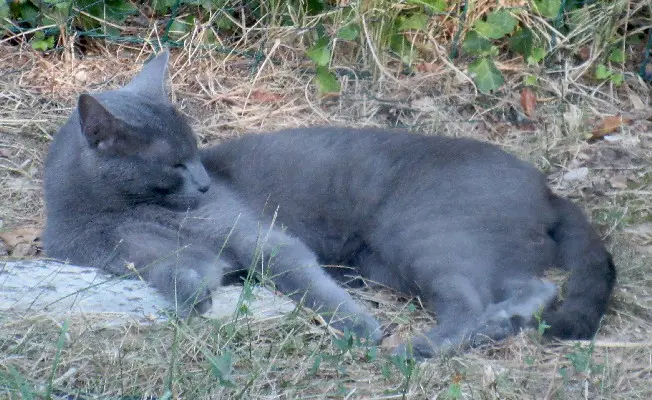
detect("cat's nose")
(198, 184), (209, 193)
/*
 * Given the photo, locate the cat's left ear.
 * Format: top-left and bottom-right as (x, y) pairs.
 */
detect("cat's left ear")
(78, 94), (132, 154)
(122, 50), (170, 99)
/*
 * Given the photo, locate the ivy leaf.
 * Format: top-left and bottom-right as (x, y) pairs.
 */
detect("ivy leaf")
(406, 0), (447, 13)
(337, 24), (359, 41)
(19, 2), (40, 27)
(462, 30), (493, 55)
(307, 36), (331, 66)
(533, 0), (562, 19)
(526, 47), (546, 65)
(214, 14), (234, 30)
(468, 57), (504, 94)
(105, 0), (138, 23)
(595, 64), (612, 80)
(474, 10), (518, 39)
(524, 75), (538, 86)
(44, 0), (72, 10)
(31, 32), (56, 51)
(610, 74), (624, 86)
(168, 17), (190, 40)
(306, 0), (325, 14)
(609, 49), (625, 63)
(152, 0), (178, 14)
(398, 13), (429, 32)
(0, 1), (10, 26)
(389, 34), (418, 64)
(315, 65), (340, 94)
(510, 28), (533, 57)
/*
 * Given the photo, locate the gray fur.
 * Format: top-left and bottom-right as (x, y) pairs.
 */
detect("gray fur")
(44, 52), (615, 359)
(201, 127), (616, 359)
(43, 52), (380, 336)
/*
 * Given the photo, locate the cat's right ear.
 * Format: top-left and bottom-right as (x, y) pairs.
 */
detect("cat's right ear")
(78, 94), (127, 152)
(122, 50), (169, 100)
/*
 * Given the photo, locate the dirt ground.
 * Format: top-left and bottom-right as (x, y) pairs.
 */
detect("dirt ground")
(1, 43), (651, 399)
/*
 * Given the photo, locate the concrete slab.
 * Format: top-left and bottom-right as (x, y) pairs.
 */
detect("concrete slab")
(0, 259), (296, 326)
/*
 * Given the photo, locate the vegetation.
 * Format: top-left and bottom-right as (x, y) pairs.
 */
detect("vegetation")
(1, 0), (649, 93)
(0, 0), (650, 399)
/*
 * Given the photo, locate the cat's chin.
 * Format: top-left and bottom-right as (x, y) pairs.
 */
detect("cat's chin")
(162, 195), (203, 211)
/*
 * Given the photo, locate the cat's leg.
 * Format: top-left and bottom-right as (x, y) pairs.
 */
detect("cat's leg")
(230, 225), (382, 342)
(468, 278), (558, 347)
(396, 277), (558, 359)
(112, 230), (227, 316)
(395, 272), (490, 359)
(142, 248), (229, 316)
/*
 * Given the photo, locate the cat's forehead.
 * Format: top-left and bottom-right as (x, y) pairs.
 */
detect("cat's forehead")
(86, 91), (197, 158)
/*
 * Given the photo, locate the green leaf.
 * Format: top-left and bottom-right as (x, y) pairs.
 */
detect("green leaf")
(19, 2), (40, 27)
(31, 31), (56, 51)
(406, 0), (447, 13)
(168, 17), (190, 40)
(510, 28), (533, 57)
(398, 13), (429, 32)
(0, 1), (10, 22)
(474, 9), (518, 39)
(105, 0), (138, 23)
(447, 382), (462, 399)
(468, 57), (504, 94)
(306, 36), (331, 66)
(201, 28), (218, 44)
(152, 0), (177, 14)
(389, 34), (418, 64)
(337, 24), (360, 41)
(310, 354), (323, 375)
(610, 73), (624, 86)
(44, 0), (71, 10)
(315, 66), (340, 94)
(214, 14), (233, 30)
(533, 0), (562, 19)
(526, 47), (546, 65)
(609, 49), (625, 63)
(306, 0), (325, 14)
(524, 75), (538, 86)
(626, 34), (643, 45)
(208, 352), (235, 388)
(595, 64), (612, 80)
(462, 30), (493, 55)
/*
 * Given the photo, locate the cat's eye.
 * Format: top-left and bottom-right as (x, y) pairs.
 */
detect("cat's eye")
(173, 164), (186, 170)
(153, 187), (173, 195)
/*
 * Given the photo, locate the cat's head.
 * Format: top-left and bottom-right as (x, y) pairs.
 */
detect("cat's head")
(77, 51), (210, 210)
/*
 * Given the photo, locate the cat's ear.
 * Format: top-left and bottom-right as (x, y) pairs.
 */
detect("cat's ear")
(122, 50), (169, 99)
(78, 94), (128, 152)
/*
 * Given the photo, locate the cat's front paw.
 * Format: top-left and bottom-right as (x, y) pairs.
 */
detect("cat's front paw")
(172, 269), (213, 317)
(392, 337), (453, 361)
(329, 312), (383, 343)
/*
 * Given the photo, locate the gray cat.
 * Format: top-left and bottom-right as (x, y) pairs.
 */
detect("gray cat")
(201, 127), (616, 358)
(44, 51), (615, 359)
(43, 51), (379, 338)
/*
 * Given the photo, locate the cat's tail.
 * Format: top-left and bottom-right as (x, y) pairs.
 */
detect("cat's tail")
(543, 193), (616, 339)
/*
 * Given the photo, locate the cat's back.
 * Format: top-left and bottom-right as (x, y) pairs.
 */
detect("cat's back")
(205, 127), (547, 202)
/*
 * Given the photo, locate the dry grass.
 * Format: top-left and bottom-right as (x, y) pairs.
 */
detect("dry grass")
(0, 20), (651, 398)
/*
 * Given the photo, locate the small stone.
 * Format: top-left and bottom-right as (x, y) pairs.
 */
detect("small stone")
(609, 175), (629, 189)
(11, 242), (37, 257)
(563, 167), (589, 182)
(74, 69), (88, 84)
